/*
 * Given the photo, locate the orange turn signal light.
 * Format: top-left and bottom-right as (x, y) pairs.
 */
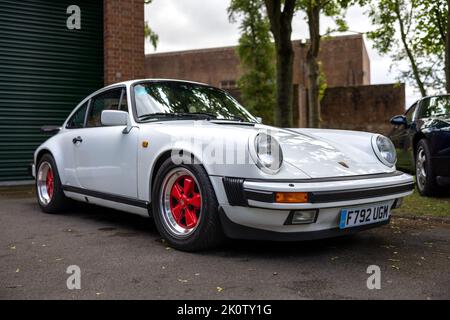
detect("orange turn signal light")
(275, 192), (309, 203)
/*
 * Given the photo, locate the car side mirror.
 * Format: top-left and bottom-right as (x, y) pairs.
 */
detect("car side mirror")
(101, 110), (129, 127)
(390, 115), (408, 127)
(256, 117), (263, 124)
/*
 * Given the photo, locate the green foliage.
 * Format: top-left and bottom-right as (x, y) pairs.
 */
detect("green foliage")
(228, 0), (276, 124)
(297, 0), (352, 34)
(393, 187), (450, 217)
(144, 0), (159, 50)
(366, 0), (447, 95)
(415, 0), (447, 56)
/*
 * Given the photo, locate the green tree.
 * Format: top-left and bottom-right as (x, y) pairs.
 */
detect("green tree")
(145, 0), (159, 50)
(264, 0), (298, 127)
(415, 0), (449, 93)
(297, 0), (351, 128)
(228, 0), (277, 124)
(366, 0), (449, 97)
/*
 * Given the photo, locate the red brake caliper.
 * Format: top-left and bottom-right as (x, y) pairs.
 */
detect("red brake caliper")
(170, 175), (201, 229)
(46, 169), (54, 199)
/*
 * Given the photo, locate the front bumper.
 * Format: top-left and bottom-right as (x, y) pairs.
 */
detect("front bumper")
(210, 171), (414, 240)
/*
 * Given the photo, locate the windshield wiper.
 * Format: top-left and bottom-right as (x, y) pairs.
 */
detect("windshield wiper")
(138, 113), (182, 121)
(138, 112), (218, 121)
(138, 112), (248, 122)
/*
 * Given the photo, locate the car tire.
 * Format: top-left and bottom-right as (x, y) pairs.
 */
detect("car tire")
(415, 139), (440, 196)
(36, 153), (69, 213)
(152, 157), (225, 251)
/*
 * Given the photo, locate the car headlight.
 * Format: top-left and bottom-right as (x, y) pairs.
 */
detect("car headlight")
(249, 132), (283, 174)
(372, 135), (397, 167)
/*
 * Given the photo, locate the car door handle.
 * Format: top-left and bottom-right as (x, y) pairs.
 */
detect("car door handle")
(72, 136), (83, 144)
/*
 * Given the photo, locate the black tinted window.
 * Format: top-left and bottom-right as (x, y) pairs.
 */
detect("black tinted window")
(419, 96), (450, 118)
(87, 88), (125, 127)
(66, 102), (88, 129)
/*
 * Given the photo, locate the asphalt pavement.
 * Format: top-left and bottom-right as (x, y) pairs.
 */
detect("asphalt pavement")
(1, 191), (449, 300)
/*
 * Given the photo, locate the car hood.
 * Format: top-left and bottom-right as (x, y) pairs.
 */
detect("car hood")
(270, 128), (389, 178)
(145, 120), (391, 179)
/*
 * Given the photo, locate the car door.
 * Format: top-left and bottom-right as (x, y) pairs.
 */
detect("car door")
(59, 101), (89, 187)
(390, 102), (418, 171)
(73, 87), (139, 198)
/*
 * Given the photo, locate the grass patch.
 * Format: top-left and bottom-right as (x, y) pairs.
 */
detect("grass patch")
(393, 188), (450, 218)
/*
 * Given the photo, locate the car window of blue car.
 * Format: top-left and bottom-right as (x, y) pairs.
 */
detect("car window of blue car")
(419, 96), (450, 118)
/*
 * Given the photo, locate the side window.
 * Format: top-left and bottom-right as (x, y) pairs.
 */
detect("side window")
(66, 102), (88, 129)
(405, 102), (418, 122)
(86, 88), (125, 127)
(417, 98), (430, 119)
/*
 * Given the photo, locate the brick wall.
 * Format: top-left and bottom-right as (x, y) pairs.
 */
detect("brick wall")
(145, 46), (242, 88)
(104, 0), (145, 85)
(145, 35), (370, 89)
(319, 84), (405, 135)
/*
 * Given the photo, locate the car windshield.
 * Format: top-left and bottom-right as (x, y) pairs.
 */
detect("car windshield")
(133, 81), (258, 122)
(421, 95), (450, 118)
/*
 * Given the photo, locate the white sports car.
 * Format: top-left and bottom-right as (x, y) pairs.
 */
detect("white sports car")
(32, 79), (414, 251)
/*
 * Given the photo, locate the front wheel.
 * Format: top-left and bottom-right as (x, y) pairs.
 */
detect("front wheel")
(415, 139), (440, 196)
(152, 158), (224, 251)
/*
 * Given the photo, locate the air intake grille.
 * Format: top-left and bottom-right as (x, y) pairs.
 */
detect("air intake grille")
(222, 177), (247, 206)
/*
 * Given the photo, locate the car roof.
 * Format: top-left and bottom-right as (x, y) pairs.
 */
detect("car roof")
(103, 78), (211, 89)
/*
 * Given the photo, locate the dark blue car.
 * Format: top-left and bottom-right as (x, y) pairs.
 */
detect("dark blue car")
(389, 95), (450, 196)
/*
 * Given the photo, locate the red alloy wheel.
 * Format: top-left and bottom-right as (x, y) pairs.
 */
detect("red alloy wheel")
(46, 167), (54, 199)
(169, 175), (201, 229)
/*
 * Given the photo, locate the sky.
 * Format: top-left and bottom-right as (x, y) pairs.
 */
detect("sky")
(145, 0), (420, 108)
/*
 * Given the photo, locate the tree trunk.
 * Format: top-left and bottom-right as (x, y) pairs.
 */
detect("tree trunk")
(265, 0), (296, 127)
(446, 0), (450, 93)
(274, 32), (294, 127)
(394, 0), (427, 97)
(306, 3), (321, 128)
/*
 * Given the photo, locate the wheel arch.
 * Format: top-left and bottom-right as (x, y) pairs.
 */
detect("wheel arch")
(412, 132), (427, 160)
(35, 148), (52, 165)
(34, 146), (66, 183)
(149, 148), (209, 195)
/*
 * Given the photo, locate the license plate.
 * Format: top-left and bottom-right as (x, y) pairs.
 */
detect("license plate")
(339, 202), (392, 229)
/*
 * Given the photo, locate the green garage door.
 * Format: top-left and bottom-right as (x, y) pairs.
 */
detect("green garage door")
(0, 0), (103, 182)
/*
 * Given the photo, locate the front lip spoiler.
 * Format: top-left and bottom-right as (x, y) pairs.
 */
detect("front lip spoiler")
(219, 207), (390, 241)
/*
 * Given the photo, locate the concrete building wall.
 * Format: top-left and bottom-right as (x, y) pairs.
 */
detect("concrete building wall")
(104, 0), (145, 85)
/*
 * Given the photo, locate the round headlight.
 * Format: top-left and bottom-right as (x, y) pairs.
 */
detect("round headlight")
(372, 135), (397, 167)
(250, 132), (283, 174)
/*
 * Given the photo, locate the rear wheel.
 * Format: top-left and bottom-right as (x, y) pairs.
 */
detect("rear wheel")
(152, 158), (224, 251)
(36, 154), (69, 213)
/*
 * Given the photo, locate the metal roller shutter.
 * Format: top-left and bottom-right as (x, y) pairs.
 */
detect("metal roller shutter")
(0, 0), (103, 182)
